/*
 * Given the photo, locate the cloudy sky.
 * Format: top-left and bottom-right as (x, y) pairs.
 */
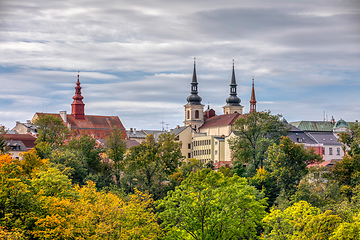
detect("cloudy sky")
(1, 0), (359, 131)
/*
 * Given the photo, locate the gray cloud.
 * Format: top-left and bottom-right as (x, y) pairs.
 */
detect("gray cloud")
(0, 0), (359, 130)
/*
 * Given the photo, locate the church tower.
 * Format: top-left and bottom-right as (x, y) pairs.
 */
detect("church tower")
(250, 77), (257, 113)
(184, 59), (204, 131)
(71, 73), (85, 119)
(223, 62), (243, 114)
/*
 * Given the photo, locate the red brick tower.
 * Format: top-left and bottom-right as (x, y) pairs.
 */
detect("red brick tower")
(71, 73), (85, 119)
(250, 77), (257, 113)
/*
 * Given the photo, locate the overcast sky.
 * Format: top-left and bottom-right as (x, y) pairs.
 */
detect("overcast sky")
(1, 0), (359, 131)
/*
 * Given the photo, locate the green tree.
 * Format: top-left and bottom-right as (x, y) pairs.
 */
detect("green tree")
(267, 136), (322, 198)
(124, 133), (183, 200)
(105, 127), (127, 187)
(68, 135), (103, 175)
(291, 166), (344, 208)
(230, 111), (288, 176)
(331, 154), (360, 200)
(338, 122), (360, 156)
(157, 169), (266, 239)
(0, 126), (9, 154)
(34, 115), (69, 148)
(248, 167), (280, 209)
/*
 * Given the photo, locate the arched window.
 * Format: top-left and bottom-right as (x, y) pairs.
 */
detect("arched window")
(187, 110), (190, 119)
(195, 110), (199, 119)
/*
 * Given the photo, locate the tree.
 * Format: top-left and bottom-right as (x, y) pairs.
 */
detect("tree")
(248, 167), (280, 209)
(68, 135), (103, 175)
(337, 122), (360, 156)
(331, 154), (360, 200)
(34, 115), (69, 148)
(124, 133), (183, 200)
(157, 169), (266, 239)
(70, 181), (161, 239)
(105, 127), (127, 186)
(291, 166), (344, 208)
(230, 111), (288, 175)
(267, 136), (322, 198)
(0, 126), (9, 154)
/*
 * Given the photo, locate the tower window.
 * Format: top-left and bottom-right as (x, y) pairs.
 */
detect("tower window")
(187, 110), (190, 119)
(195, 110), (199, 119)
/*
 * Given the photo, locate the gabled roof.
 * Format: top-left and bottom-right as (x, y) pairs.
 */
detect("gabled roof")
(200, 112), (241, 129)
(6, 140), (28, 151)
(290, 121), (333, 132)
(4, 134), (37, 149)
(170, 125), (190, 136)
(35, 113), (127, 139)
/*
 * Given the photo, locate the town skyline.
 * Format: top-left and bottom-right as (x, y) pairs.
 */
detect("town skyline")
(1, 0), (359, 130)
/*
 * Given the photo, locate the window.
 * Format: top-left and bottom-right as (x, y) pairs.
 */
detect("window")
(215, 141), (218, 145)
(215, 150), (218, 155)
(187, 110), (190, 119)
(188, 143), (191, 149)
(322, 147), (325, 155)
(195, 110), (199, 119)
(188, 153), (191, 158)
(329, 148), (333, 155)
(337, 148), (340, 155)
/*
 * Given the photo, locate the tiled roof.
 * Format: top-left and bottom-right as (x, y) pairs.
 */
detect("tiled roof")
(4, 134), (37, 149)
(35, 113), (127, 139)
(307, 159), (340, 168)
(290, 121), (334, 132)
(200, 112), (241, 129)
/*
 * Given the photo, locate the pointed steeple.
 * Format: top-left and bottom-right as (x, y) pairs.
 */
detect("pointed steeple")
(225, 61), (241, 106)
(71, 72), (85, 119)
(250, 77), (257, 113)
(186, 58), (202, 105)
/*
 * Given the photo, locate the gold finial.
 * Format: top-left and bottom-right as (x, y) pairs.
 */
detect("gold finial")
(232, 59), (234, 66)
(194, 57), (196, 64)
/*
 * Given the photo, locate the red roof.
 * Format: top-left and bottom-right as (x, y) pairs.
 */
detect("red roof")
(200, 112), (242, 129)
(307, 159), (340, 168)
(35, 113), (127, 139)
(4, 134), (37, 149)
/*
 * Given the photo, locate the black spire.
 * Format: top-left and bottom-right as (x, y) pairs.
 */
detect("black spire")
(186, 58), (202, 105)
(225, 61), (241, 106)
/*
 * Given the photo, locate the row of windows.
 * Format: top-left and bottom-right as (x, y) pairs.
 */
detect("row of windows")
(194, 139), (211, 147)
(193, 149), (211, 156)
(323, 147), (341, 155)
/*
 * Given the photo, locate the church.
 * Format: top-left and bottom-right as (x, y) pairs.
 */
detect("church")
(170, 60), (257, 166)
(30, 73), (127, 139)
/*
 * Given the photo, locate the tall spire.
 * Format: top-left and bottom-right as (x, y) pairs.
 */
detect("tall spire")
(250, 77), (257, 113)
(71, 72), (85, 119)
(186, 58), (202, 105)
(225, 60), (241, 106)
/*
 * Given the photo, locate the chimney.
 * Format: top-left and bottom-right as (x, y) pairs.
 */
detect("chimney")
(356, 120), (358, 123)
(176, 125), (180, 129)
(15, 121), (20, 126)
(59, 111), (67, 123)
(133, 128), (136, 135)
(26, 120), (31, 124)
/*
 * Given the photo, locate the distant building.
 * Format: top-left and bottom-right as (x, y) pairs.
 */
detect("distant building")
(178, 60), (256, 165)
(3, 134), (37, 160)
(30, 73), (127, 140)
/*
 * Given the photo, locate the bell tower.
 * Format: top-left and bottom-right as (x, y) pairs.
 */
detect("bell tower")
(223, 61), (243, 114)
(71, 72), (85, 119)
(184, 59), (204, 131)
